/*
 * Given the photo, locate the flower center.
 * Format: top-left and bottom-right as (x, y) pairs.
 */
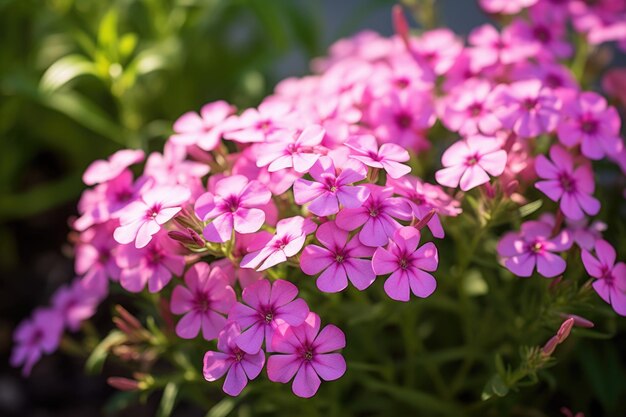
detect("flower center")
(264, 312), (274, 323)
(558, 173), (576, 193)
(579, 117), (598, 135)
(196, 298), (211, 312)
(303, 350), (313, 361)
(234, 349), (244, 362)
(468, 102), (483, 117)
(399, 258), (409, 269)
(147, 204), (162, 219)
(523, 98), (538, 110)
(533, 25), (551, 43)
(395, 112), (412, 129)
(465, 153), (480, 166)
(530, 241), (544, 254)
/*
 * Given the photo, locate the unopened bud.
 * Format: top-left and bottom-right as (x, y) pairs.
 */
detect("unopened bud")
(559, 313), (594, 329)
(504, 180), (519, 196)
(415, 209), (436, 231)
(556, 318), (575, 343)
(188, 228), (205, 247)
(107, 377), (140, 391)
(392, 5), (410, 49)
(542, 335), (559, 356)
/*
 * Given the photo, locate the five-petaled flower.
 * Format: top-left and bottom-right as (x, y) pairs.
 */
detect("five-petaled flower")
(582, 239), (626, 316)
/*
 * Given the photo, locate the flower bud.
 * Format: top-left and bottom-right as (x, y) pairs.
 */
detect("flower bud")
(107, 377), (140, 391)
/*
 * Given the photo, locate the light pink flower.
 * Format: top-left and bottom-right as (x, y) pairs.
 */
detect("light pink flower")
(345, 134), (411, 179)
(75, 222), (120, 297)
(170, 262), (236, 340)
(144, 141), (210, 186)
(412, 29), (463, 75)
(435, 135), (507, 191)
(82, 149), (145, 186)
(10, 308), (63, 376)
(335, 184), (413, 247)
(222, 100), (293, 143)
(293, 157), (369, 217)
(255, 125), (325, 173)
(113, 185), (191, 248)
(240, 216), (317, 271)
(170, 100), (235, 150)
(557, 92), (623, 160)
(115, 233), (185, 293)
(267, 312), (346, 398)
(497, 220), (572, 278)
(467, 24), (537, 72)
(203, 322), (265, 396)
(228, 279), (309, 354)
(195, 175), (271, 243)
(535, 145), (600, 220)
(495, 80), (561, 138)
(582, 239), (626, 316)
(301, 221), (376, 292)
(479, 0), (538, 14)
(211, 231), (272, 289)
(372, 227), (438, 301)
(440, 80), (501, 136)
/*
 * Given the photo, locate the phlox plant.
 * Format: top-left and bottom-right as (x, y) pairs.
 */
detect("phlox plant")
(11, 1), (626, 416)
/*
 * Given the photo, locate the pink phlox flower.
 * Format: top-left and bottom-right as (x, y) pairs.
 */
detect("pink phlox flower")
(144, 141), (210, 187)
(372, 226), (438, 301)
(345, 134), (411, 179)
(494, 80), (561, 138)
(535, 145), (600, 220)
(411, 29), (463, 75)
(440, 79), (501, 136)
(435, 135), (507, 191)
(582, 239), (626, 316)
(293, 156), (370, 217)
(240, 216), (317, 271)
(267, 312), (346, 398)
(52, 278), (99, 332)
(388, 175), (462, 238)
(211, 231), (272, 289)
(479, 0), (538, 14)
(255, 125), (325, 173)
(203, 322), (265, 396)
(511, 62), (578, 91)
(82, 149), (145, 186)
(368, 87), (435, 150)
(10, 308), (63, 376)
(194, 175), (271, 243)
(116, 232), (186, 293)
(300, 221), (376, 292)
(335, 184), (413, 247)
(222, 100), (294, 143)
(538, 213), (606, 251)
(467, 24), (538, 72)
(557, 91), (623, 160)
(170, 100), (235, 150)
(113, 184), (191, 248)
(228, 279), (309, 354)
(170, 262), (236, 340)
(231, 149), (301, 196)
(75, 222), (121, 297)
(497, 220), (572, 278)
(506, 15), (572, 59)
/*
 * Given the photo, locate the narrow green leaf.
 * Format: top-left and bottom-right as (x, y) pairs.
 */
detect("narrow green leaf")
(205, 397), (236, 417)
(85, 330), (126, 374)
(39, 54), (98, 92)
(519, 199), (543, 218)
(156, 382), (179, 417)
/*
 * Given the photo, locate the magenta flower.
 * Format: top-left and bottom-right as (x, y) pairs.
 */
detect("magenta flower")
(82, 149), (145, 186)
(222, 100), (292, 143)
(170, 262), (236, 340)
(75, 222), (121, 297)
(203, 322), (265, 396)
(535, 145), (600, 221)
(467, 24), (537, 71)
(557, 92), (623, 160)
(293, 157), (370, 217)
(170, 100), (235, 150)
(582, 240), (626, 316)
(255, 125), (325, 173)
(113, 185), (191, 248)
(10, 308), (63, 376)
(116, 233), (186, 293)
(267, 312), (346, 398)
(144, 141), (210, 187)
(228, 279), (309, 354)
(495, 80), (561, 138)
(497, 220), (572, 278)
(194, 175), (271, 243)
(211, 231), (273, 289)
(479, 0), (537, 14)
(345, 134), (411, 179)
(435, 135), (507, 191)
(51, 279), (99, 332)
(240, 216), (316, 271)
(371, 227), (438, 302)
(300, 221), (376, 292)
(335, 184), (413, 247)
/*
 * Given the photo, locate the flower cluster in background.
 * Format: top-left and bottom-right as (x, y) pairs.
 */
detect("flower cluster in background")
(11, 0), (626, 407)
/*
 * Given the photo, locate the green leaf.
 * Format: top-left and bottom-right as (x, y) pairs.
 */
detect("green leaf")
(205, 397), (236, 417)
(156, 382), (179, 417)
(481, 374), (509, 400)
(519, 199), (543, 218)
(98, 8), (119, 61)
(85, 330), (126, 374)
(39, 54), (98, 92)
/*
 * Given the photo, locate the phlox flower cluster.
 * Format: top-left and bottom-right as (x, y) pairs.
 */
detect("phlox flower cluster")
(12, 0), (626, 401)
